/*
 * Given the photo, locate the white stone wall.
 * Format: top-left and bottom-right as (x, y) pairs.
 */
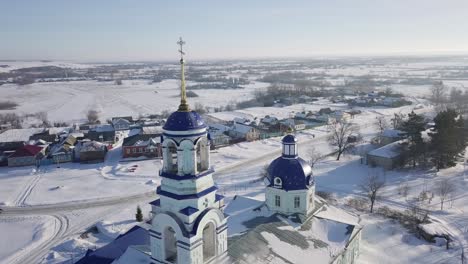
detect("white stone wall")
(161, 176), (215, 196)
(266, 186), (315, 215)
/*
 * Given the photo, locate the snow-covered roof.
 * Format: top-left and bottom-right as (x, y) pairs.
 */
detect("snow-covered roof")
(0, 128), (45, 142)
(141, 126), (163, 135)
(225, 197), (360, 264)
(232, 123), (255, 134)
(368, 140), (405, 158)
(381, 129), (405, 138)
(79, 141), (106, 152)
(91, 124), (115, 133)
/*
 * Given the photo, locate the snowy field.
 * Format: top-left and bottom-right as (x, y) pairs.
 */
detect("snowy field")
(0, 80), (269, 123)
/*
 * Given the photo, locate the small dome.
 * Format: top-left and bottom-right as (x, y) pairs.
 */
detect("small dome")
(267, 156), (312, 191)
(282, 134), (297, 144)
(163, 111), (206, 131)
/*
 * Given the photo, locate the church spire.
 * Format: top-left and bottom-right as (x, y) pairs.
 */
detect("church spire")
(177, 37), (190, 112)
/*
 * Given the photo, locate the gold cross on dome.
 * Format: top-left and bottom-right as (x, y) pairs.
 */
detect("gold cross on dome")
(177, 37), (186, 59)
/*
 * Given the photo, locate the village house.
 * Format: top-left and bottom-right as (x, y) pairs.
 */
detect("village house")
(367, 140), (406, 170)
(380, 129), (406, 146)
(76, 141), (108, 163)
(0, 141), (24, 153)
(122, 134), (161, 159)
(87, 124), (116, 143)
(8, 145), (45, 167)
(112, 118), (132, 131)
(141, 126), (164, 135)
(229, 122), (260, 141)
(49, 134), (79, 164)
(51, 145), (74, 164)
(295, 111), (315, 120)
(208, 125), (231, 148)
(260, 115), (279, 126)
(280, 118), (306, 131)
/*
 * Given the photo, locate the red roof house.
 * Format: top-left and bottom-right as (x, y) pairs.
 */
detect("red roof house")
(8, 145), (45, 167)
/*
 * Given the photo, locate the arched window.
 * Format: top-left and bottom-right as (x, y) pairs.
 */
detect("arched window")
(195, 137), (209, 173)
(163, 140), (177, 173)
(164, 227), (177, 263)
(202, 222), (216, 261)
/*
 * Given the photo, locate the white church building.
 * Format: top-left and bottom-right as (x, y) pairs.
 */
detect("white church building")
(76, 39), (362, 264)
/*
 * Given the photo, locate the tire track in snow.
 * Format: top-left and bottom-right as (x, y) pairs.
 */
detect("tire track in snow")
(12, 169), (44, 206)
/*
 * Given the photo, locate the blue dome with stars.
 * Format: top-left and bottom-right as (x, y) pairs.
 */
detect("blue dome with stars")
(267, 156), (313, 191)
(163, 110), (207, 131)
(266, 134), (313, 191)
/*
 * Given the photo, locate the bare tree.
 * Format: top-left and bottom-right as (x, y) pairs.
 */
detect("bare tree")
(35, 111), (50, 127)
(360, 172), (386, 213)
(430, 81), (447, 111)
(193, 102), (206, 114)
(327, 119), (359, 161)
(306, 146), (324, 167)
(391, 113), (405, 130)
(434, 178), (456, 210)
(87, 109), (99, 124)
(0, 113), (22, 129)
(375, 116), (389, 144)
(375, 116), (389, 134)
(260, 164), (269, 179)
(407, 201), (429, 223)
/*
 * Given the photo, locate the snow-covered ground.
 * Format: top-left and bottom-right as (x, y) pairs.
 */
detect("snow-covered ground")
(1, 58), (468, 263)
(0, 215), (55, 264)
(0, 79), (269, 123)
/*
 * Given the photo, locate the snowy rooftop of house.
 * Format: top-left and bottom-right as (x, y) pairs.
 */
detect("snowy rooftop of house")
(91, 124), (115, 133)
(0, 127), (70, 142)
(233, 123), (255, 134)
(141, 126), (163, 135)
(368, 140), (405, 158)
(225, 196), (361, 264)
(79, 141), (107, 152)
(381, 129), (405, 138)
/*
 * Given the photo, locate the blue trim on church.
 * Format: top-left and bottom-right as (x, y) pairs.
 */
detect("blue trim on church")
(157, 185), (218, 200)
(150, 199), (161, 207)
(215, 194), (225, 202)
(179, 206), (199, 216)
(163, 131), (207, 138)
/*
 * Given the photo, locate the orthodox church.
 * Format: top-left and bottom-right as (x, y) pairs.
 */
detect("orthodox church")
(76, 39), (362, 264)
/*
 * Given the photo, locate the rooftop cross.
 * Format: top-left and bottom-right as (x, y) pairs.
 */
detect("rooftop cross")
(177, 37), (186, 60)
(177, 37), (190, 111)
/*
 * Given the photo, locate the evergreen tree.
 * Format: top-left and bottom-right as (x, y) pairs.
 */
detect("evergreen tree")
(400, 111), (426, 167)
(136, 205), (143, 222)
(430, 109), (466, 170)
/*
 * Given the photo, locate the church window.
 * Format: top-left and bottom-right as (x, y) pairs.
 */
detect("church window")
(275, 195), (281, 207)
(274, 177), (282, 188)
(294, 196), (300, 208)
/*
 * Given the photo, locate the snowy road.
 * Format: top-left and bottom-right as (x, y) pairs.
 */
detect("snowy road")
(0, 191), (156, 264)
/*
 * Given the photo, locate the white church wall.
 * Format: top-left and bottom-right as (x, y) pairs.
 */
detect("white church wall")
(160, 176), (215, 196)
(266, 187), (314, 215)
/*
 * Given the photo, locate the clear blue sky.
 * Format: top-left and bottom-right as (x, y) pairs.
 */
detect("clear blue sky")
(1, 0), (468, 61)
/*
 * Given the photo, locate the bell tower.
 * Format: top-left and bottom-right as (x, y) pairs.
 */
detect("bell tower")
(149, 38), (228, 264)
